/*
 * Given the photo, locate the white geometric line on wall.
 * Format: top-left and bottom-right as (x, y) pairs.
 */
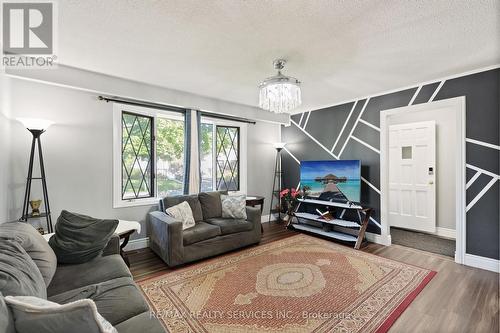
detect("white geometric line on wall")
(429, 80), (445, 102)
(303, 111), (312, 130)
(466, 138), (500, 151)
(330, 100), (358, 152)
(282, 146), (300, 164)
(338, 98), (371, 158)
(298, 112), (305, 127)
(466, 163), (500, 180)
(408, 85), (422, 106)
(351, 135), (381, 154)
(290, 119), (339, 159)
(361, 176), (381, 195)
(290, 118), (382, 196)
(466, 171), (482, 189)
(369, 217), (381, 228)
(466, 177), (498, 212)
(358, 118), (380, 132)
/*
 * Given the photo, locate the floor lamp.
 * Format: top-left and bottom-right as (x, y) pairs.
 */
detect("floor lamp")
(17, 118), (54, 234)
(269, 142), (286, 223)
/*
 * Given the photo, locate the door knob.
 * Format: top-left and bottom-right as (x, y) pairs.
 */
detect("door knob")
(428, 181), (434, 185)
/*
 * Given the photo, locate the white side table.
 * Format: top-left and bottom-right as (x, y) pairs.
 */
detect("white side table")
(114, 220), (141, 267)
(42, 220), (141, 267)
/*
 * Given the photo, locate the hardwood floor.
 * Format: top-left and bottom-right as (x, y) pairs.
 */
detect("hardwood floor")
(127, 222), (499, 333)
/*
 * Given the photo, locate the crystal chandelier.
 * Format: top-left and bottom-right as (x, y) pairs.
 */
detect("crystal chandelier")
(259, 59), (301, 113)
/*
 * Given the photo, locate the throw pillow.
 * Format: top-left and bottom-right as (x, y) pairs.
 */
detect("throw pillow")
(163, 194), (204, 222)
(0, 240), (46, 299)
(48, 210), (118, 264)
(0, 222), (57, 287)
(5, 296), (117, 333)
(165, 201), (195, 230)
(221, 194), (247, 219)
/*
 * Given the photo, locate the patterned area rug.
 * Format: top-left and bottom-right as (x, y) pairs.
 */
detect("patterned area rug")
(139, 235), (435, 333)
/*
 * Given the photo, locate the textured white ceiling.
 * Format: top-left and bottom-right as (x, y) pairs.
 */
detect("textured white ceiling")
(57, 0), (499, 113)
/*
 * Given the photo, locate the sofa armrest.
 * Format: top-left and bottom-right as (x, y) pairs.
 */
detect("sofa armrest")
(102, 234), (120, 256)
(148, 211), (184, 266)
(246, 206), (262, 235)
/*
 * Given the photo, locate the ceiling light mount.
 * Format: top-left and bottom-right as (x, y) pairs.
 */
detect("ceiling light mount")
(273, 59), (286, 71)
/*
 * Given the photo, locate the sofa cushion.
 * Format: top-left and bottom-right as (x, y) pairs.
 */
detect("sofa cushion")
(49, 210), (118, 264)
(114, 311), (166, 333)
(47, 254), (131, 297)
(49, 277), (149, 326)
(0, 222), (57, 287)
(0, 240), (46, 299)
(163, 194), (203, 222)
(0, 293), (15, 333)
(5, 295), (117, 333)
(205, 218), (254, 235)
(183, 222), (221, 246)
(198, 191), (223, 219)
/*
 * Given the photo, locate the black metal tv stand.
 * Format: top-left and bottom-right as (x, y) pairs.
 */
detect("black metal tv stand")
(287, 198), (372, 249)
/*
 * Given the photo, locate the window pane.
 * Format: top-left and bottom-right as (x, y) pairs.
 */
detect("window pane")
(200, 123), (213, 192)
(122, 112), (153, 199)
(402, 146), (412, 159)
(156, 117), (185, 197)
(216, 126), (239, 191)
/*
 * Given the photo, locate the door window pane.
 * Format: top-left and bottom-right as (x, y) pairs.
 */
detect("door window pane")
(216, 126), (239, 191)
(156, 117), (185, 197)
(402, 146), (412, 159)
(200, 123), (214, 192)
(121, 112), (153, 199)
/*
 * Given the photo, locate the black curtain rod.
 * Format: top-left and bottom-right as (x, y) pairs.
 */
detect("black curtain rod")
(199, 112), (256, 124)
(98, 95), (256, 125)
(98, 95), (185, 113)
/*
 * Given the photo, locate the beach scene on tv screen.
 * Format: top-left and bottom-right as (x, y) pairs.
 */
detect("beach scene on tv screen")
(300, 160), (361, 203)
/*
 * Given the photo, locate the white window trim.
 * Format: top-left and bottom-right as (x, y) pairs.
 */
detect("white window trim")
(112, 103), (184, 208)
(201, 117), (248, 195)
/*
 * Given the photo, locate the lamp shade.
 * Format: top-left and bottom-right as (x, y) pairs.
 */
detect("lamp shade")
(17, 118), (55, 130)
(273, 142), (287, 149)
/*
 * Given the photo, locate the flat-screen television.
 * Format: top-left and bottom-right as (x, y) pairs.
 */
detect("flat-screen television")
(300, 160), (361, 203)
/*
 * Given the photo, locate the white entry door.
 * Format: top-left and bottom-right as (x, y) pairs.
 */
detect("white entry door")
(388, 121), (436, 233)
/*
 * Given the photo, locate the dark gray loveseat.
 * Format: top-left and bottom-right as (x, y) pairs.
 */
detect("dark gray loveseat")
(0, 222), (166, 333)
(148, 192), (262, 267)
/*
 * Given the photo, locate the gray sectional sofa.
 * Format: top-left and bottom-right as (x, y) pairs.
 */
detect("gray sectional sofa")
(0, 222), (166, 333)
(148, 191), (262, 267)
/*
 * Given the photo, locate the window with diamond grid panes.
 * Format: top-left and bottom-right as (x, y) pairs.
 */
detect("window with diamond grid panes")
(121, 112), (154, 199)
(216, 126), (239, 191)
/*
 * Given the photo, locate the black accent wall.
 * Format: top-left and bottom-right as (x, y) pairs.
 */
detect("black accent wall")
(281, 68), (499, 259)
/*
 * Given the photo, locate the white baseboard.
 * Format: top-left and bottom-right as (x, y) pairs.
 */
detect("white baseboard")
(463, 253), (500, 273)
(366, 232), (392, 246)
(123, 237), (149, 251)
(261, 214), (278, 223)
(435, 227), (456, 239)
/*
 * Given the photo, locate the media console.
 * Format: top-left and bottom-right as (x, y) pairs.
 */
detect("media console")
(287, 198), (372, 249)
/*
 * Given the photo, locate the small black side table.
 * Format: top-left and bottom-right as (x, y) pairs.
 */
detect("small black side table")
(246, 195), (265, 233)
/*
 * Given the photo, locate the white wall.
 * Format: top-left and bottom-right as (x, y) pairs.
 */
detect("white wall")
(2, 74), (280, 239)
(247, 121), (280, 215)
(387, 107), (458, 231)
(0, 75), (12, 223)
(6, 65), (289, 125)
